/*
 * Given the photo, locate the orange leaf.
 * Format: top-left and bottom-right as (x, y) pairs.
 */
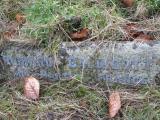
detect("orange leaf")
(16, 13), (26, 24)
(109, 92), (121, 118)
(70, 28), (89, 41)
(121, 0), (134, 7)
(24, 76), (40, 100)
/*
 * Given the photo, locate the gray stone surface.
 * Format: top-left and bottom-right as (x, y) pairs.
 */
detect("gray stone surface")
(0, 41), (160, 85)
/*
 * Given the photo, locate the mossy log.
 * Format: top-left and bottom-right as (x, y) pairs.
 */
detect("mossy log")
(0, 41), (160, 85)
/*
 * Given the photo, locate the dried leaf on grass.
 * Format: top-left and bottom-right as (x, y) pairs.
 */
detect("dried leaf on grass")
(2, 14), (25, 41)
(24, 76), (40, 100)
(2, 21), (18, 40)
(3, 32), (13, 40)
(16, 13), (26, 24)
(109, 92), (121, 118)
(121, 0), (134, 7)
(123, 23), (139, 38)
(123, 23), (139, 40)
(70, 28), (90, 41)
(123, 23), (155, 42)
(134, 33), (154, 42)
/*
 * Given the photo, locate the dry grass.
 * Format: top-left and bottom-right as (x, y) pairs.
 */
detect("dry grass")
(0, 0), (160, 119)
(0, 79), (160, 120)
(1, 0), (160, 46)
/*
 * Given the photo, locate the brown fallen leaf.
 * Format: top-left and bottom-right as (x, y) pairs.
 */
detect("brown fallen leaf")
(16, 13), (26, 24)
(121, 0), (134, 7)
(109, 92), (121, 118)
(123, 23), (139, 40)
(122, 23), (154, 41)
(2, 21), (18, 40)
(3, 31), (12, 40)
(24, 76), (40, 100)
(70, 28), (90, 41)
(134, 33), (154, 42)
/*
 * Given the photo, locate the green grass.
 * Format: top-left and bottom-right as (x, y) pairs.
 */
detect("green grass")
(22, 0), (160, 47)
(0, 0), (160, 48)
(0, 0), (160, 119)
(145, 0), (160, 13)
(0, 79), (160, 119)
(23, 0), (111, 47)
